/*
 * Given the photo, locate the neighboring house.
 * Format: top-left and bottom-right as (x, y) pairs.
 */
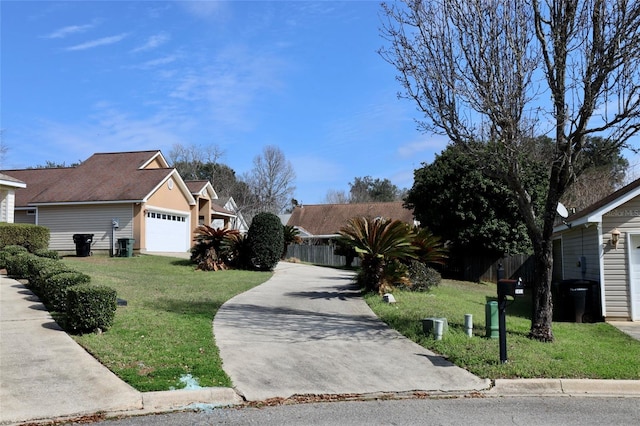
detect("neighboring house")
(185, 180), (217, 228)
(3, 150), (205, 254)
(212, 197), (249, 233)
(0, 173), (26, 223)
(553, 177), (640, 321)
(286, 202), (417, 241)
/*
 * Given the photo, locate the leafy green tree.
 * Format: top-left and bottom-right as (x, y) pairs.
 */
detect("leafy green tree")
(405, 143), (538, 257)
(247, 212), (284, 271)
(349, 176), (404, 203)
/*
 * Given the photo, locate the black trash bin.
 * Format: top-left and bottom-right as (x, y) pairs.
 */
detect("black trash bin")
(569, 287), (588, 323)
(72, 234), (93, 257)
(555, 279), (601, 323)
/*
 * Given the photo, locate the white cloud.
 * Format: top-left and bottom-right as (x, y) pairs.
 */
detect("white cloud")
(65, 33), (128, 51)
(397, 135), (449, 159)
(131, 55), (178, 70)
(43, 23), (94, 39)
(131, 32), (170, 53)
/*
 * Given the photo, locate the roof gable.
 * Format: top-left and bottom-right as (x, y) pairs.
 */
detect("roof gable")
(0, 172), (26, 189)
(287, 202), (415, 236)
(562, 177), (640, 228)
(185, 180), (218, 200)
(553, 177), (640, 233)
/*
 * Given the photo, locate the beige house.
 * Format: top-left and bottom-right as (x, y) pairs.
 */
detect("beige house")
(3, 150), (236, 254)
(0, 173), (26, 223)
(553, 178), (640, 321)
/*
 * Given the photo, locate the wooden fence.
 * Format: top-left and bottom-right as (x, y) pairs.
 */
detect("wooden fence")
(285, 244), (534, 284)
(285, 244), (360, 268)
(440, 253), (535, 284)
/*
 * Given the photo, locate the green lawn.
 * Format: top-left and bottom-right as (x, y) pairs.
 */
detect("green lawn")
(365, 280), (640, 379)
(63, 255), (271, 392)
(62, 256), (639, 391)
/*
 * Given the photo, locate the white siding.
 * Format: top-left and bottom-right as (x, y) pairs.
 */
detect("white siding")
(601, 197), (640, 319)
(0, 189), (14, 222)
(37, 204), (134, 251)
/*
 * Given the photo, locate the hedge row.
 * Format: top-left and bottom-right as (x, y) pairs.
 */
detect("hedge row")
(0, 249), (116, 333)
(0, 224), (50, 253)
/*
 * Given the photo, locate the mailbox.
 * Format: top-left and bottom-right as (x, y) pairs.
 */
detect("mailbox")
(498, 278), (525, 298)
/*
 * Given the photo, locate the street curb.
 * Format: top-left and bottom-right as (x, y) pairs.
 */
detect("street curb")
(487, 379), (640, 397)
(140, 387), (243, 411)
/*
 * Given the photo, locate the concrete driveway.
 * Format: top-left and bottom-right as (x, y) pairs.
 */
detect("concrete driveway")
(213, 262), (490, 401)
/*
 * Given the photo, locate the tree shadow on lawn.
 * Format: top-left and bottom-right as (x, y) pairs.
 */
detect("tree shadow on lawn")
(485, 293), (532, 320)
(145, 297), (223, 319)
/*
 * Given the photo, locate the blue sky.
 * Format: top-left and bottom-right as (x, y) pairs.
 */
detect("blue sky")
(1, 0), (447, 204)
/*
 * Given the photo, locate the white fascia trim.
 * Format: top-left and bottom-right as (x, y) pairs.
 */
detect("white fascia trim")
(212, 211), (236, 218)
(0, 179), (26, 189)
(145, 205), (191, 216)
(143, 170), (197, 206)
(139, 151), (169, 169)
(597, 223), (607, 317)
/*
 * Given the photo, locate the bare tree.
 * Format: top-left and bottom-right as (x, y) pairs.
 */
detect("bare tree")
(380, 0), (640, 341)
(246, 145), (296, 214)
(324, 189), (350, 204)
(167, 143), (224, 181)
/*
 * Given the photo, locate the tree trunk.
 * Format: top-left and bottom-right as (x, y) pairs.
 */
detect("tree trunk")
(529, 239), (554, 341)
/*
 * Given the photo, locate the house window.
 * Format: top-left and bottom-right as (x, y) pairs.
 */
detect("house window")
(26, 210), (36, 216)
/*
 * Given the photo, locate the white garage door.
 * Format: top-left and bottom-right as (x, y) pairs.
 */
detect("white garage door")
(145, 211), (190, 252)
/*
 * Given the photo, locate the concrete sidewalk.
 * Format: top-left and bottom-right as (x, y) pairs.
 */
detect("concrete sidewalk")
(213, 262), (491, 401)
(0, 275), (239, 425)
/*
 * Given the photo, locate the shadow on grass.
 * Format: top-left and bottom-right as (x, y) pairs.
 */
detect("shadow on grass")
(170, 259), (193, 267)
(485, 293), (532, 320)
(146, 297), (224, 319)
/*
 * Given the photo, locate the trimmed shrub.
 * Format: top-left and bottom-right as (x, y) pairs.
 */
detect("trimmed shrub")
(27, 258), (75, 298)
(4, 252), (34, 279)
(1, 245), (29, 255)
(42, 272), (91, 312)
(247, 212), (284, 271)
(405, 261), (441, 292)
(0, 223), (50, 253)
(34, 249), (60, 260)
(66, 285), (117, 333)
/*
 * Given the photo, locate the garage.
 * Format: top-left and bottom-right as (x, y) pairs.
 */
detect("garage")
(145, 210), (191, 252)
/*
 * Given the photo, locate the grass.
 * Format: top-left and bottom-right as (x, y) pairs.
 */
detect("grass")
(63, 254), (271, 392)
(365, 279), (640, 379)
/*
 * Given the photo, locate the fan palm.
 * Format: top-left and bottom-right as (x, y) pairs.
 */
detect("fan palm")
(338, 216), (417, 293)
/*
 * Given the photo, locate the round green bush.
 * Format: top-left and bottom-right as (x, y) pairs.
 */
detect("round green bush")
(405, 261), (441, 292)
(247, 212), (284, 271)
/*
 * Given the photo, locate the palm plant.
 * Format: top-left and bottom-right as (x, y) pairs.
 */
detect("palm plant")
(338, 216), (417, 293)
(191, 225), (241, 271)
(282, 225), (302, 259)
(412, 227), (448, 266)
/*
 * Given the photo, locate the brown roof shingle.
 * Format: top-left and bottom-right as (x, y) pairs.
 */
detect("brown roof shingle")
(286, 202), (415, 236)
(3, 150), (174, 206)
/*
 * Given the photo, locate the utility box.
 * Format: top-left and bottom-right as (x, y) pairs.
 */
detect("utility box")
(117, 238), (135, 257)
(72, 234), (93, 257)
